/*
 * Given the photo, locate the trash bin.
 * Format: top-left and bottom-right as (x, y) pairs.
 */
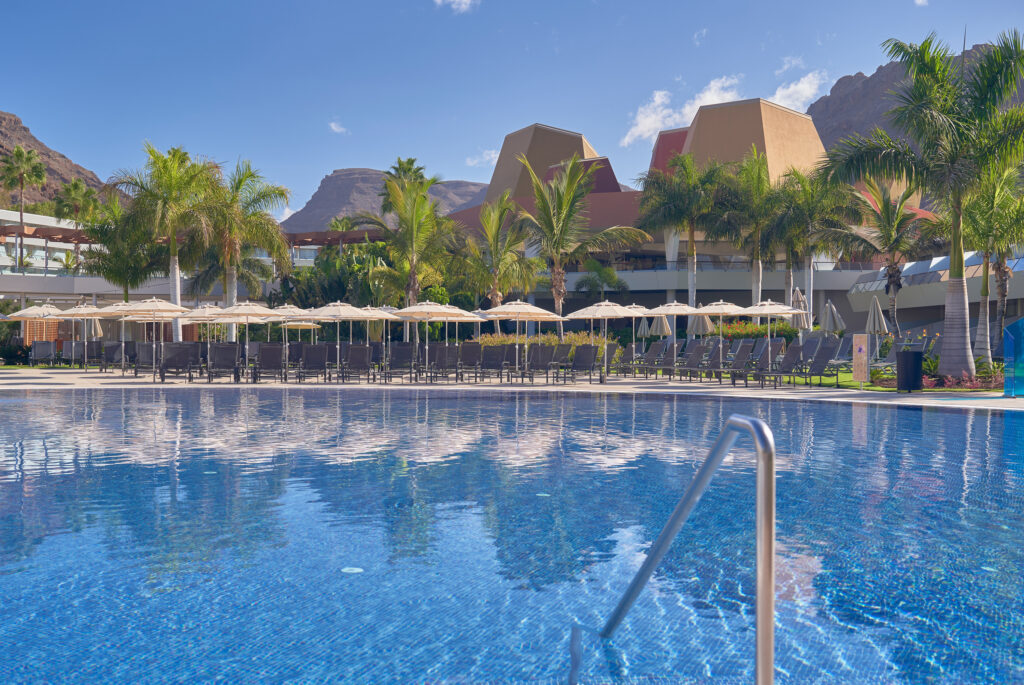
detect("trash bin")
(896, 349), (923, 392)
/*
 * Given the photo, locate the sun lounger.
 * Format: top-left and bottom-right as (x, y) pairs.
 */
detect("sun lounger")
(342, 344), (374, 383)
(298, 344), (329, 383)
(560, 344), (598, 383)
(754, 341), (802, 388)
(254, 342), (285, 383)
(207, 343), (241, 383)
(159, 342), (195, 382)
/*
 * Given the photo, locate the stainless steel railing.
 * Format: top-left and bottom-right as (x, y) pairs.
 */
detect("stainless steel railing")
(599, 414), (776, 684)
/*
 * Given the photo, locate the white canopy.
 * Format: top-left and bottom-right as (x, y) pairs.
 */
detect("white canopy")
(698, 300), (745, 316)
(647, 301), (699, 316)
(565, 301), (637, 320)
(485, 300), (559, 321)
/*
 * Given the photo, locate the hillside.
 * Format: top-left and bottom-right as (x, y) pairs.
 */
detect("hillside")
(282, 168), (488, 234)
(807, 43), (1024, 150)
(0, 111), (105, 205)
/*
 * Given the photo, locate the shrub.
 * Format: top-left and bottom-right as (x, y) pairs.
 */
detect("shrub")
(0, 344), (29, 365)
(714, 321), (800, 344)
(474, 332), (620, 362)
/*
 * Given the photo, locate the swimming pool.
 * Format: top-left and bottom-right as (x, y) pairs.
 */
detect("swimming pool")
(0, 388), (1021, 682)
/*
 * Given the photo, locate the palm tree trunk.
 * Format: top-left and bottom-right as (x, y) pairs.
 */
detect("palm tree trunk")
(937, 204), (975, 378)
(805, 253), (814, 326)
(687, 224), (697, 338)
(18, 177), (25, 275)
(888, 292), (900, 338)
(974, 252), (992, 367)
(995, 255), (1009, 339)
(169, 243), (183, 342)
(551, 263), (566, 340)
(226, 266), (238, 343)
(750, 252), (762, 324)
(784, 254), (793, 306)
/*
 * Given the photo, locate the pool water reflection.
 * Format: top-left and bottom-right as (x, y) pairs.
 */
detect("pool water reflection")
(0, 389), (1021, 682)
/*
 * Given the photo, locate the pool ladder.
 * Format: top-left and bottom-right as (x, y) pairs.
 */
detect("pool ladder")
(590, 414), (777, 684)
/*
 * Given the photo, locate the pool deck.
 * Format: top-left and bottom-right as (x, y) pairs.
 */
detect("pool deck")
(1, 367), (1020, 412)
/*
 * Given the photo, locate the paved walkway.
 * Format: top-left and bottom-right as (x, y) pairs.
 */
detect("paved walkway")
(1, 367), (1020, 412)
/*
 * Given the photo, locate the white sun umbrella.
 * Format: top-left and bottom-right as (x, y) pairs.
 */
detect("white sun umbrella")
(394, 301), (456, 380)
(217, 301), (277, 378)
(270, 304), (312, 373)
(53, 303), (104, 370)
(359, 307), (401, 365)
(791, 287), (812, 332)
(820, 299), (846, 337)
(309, 302), (373, 376)
(625, 304), (651, 352)
(485, 300), (560, 372)
(696, 300), (746, 369)
(865, 296), (889, 360)
(687, 313), (715, 336)
(97, 302), (139, 373)
(649, 315), (672, 338)
(435, 304), (488, 349)
(178, 305), (226, 369)
(10, 303), (62, 357)
(742, 299), (803, 346)
(636, 315), (651, 339)
(566, 300), (637, 381)
(648, 301), (699, 364)
(123, 298), (190, 381)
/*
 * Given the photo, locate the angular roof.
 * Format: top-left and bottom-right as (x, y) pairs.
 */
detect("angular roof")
(543, 156), (622, 193)
(484, 123), (598, 204)
(682, 98), (825, 181)
(648, 127), (689, 173)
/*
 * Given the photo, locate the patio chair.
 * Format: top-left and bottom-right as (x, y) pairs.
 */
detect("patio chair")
(159, 342), (195, 383)
(560, 344), (598, 383)
(602, 342), (619, 375)
(370, 342), (385, 366)
(676, 343), (708, 381)
(298, 343), (329, 383)
(726, 340), (756, 385)
(636, 339), (668, 377)
(85, 341), (103, 367)
(477, 344), (509, 383)
(254, 343), (285, 383)
(520, 344), (555, 383)
(614, 344), (636, 376)
(428, 345), (459, 383)
(550, 343), (573, 373)
(99, 342), (123, 372)
(385, 342), (416, 383)
(287, 342), (304, 368)
(30, 341), (55, 367)
(790, 341), (841, 387)
(343, 345), (374, 383)
(207, 343), (241, 383)
(755, 342), (803, 388)
(134, 343), (161, 377)
(457, 342), (482, 381)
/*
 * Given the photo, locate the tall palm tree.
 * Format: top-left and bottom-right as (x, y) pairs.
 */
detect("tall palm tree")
(706, 145), (781, 320)
(516, 154), (650, 333)
(961, 164), (1023, 364)
(1, 145), (47, 274)
(200, 160), (290, 341)
(462, 190), (542, 329)
(832, 177), (922, 337)
(636, 153), (728, 310)
(823, 31), (1024, 377)
(380, 157), (429, 213)
(81, 196), (167, 301)
(187, 245), (275, 302)
(770, 168), (861, 310)
(344, 176), (453, 307)
(54, 178), (100, 224)
(996, 197), (1024, 337)
(110, 144), (220, 340)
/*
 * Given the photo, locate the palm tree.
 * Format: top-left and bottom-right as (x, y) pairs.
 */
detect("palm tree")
(187, 245), (274, 302)
(770, 168), (861, 311)
(636, 153), (728, 310)
(462, 190), (542, 330)
(343, 176), (453, 308)
(201, 160), (290, 341)
(823, 31), (1024, 377)
(706, 145), (781, 320)
(996, 198), (1024, 337)
(380, 157), (429, 213)
(110, 144), (220, 341)
(833, 177), (923, 337)
(81, 197), (167, 301)
(961, 164), (1023, 364)
(516, 154), (650, 333)
(1, 145), (47, 274)
(574, 258), (630, 301)
(54, 178), (100, 224)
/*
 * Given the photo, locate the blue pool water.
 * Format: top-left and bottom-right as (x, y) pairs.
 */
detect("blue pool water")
(0, 388), (1022, 682)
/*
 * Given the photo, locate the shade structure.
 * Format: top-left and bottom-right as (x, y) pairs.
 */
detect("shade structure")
(865, 296), (888, 360)
(649, 315), (672, 337)
(51, 304), (105, 369)
(282, 321), (321, 329)
(393, 301), (460, 378)
(636, 317), (651, 338)
(790, 288), (811, 330)
(741, 299), (802, 317)
(483, 300), (560, 371)
(647, 301), (699, 316)
(687, 314), (715, 335)
(697, 301), (745, 370)
(819, 300), (846, 336)
(216, 302), (278, 379)
(9, 302), (63, 320)
(565, 301), (639, 380)
(120, 299), (189, 381)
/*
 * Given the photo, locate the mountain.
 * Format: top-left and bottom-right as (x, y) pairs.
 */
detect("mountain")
(0, 111), (105, 205)
(807, 44), (1024, 151)
(282, 168), (488, 234)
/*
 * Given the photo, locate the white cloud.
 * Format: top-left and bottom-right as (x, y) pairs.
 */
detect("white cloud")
(465, 149), (499, 167)
(914, 0), (928, 5)
(768, 70), (828, 112)
(328, 120), (348, 134)
(775, 56), (805, 76)
(278, 207), (296, 222)
(620, 75), (743, 147)
(693, 28), (708, 46)
(434, 0), (478, 13)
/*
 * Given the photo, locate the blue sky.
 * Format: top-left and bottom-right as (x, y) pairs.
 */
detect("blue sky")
(5, 0), (1021, 219)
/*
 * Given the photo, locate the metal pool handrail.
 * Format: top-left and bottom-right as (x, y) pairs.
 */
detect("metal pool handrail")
(599, 414), (776, 684)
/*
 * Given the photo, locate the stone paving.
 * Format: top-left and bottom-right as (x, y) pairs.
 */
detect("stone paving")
(1, 366), (1020, 412)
